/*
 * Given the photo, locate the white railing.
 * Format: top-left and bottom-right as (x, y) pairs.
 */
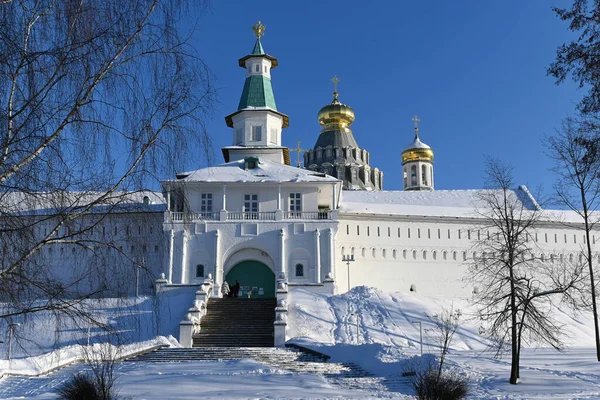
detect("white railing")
(283, 211), (331, 220)
(227, 212), (276, 221)
(169, 210), (333, 222)
(169, 211), (219, 222)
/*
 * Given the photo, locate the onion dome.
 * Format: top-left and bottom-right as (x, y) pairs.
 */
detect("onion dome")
(317, 91), (355, 132)
(401, 117), (434, 164)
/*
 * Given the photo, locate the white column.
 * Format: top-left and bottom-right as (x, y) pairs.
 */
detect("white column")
(326, 228), (334, 278)
(279, 228), (286, 275)
(277, 184), (282, 211)
(332, 183), (337, 209)
(167, 229), (175, 283)
(181, 230), (190, 283)
(215, 229), (221, 287)
(221, 184), (227, 211)
(314, 229), (321, 283)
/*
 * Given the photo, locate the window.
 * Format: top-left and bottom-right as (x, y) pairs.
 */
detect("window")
(196, 264), (205, 278)
(235, 128), (243, 144)
(255, 64), (259, 72)
(143, 196), (150, 205)
(244, 194), (258, 217)
(367, 227), (370, 236)
(155, 245), (159, 252)
(251, 126), (262, 141)
(421, 165), (427, 186)
(201, 193), (213, 214)
(289, 193), (302, 215)
(411, 165), (417, 186)
(295, 264), (304, 277)
(403, 168), (407, 187)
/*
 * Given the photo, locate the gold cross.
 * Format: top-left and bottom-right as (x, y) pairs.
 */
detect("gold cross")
(295, 140), (308, 167)
(252, 21), (266, 39)
(331, 75), (340, 93)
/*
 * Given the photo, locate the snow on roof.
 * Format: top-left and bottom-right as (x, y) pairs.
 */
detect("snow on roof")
(402, 136), (431, 152)
(339, 188), (538, 219)
(0, 190), (165, 214)
(170, 159), (339, 184)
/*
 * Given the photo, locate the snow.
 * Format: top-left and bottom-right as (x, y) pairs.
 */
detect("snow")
(170, 159), (339, 183)
(1, 287), (599, 399)
(402, 136), (431, 151)
(339, 188), (537, 218)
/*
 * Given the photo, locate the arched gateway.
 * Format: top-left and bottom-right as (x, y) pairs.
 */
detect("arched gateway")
(225, 260), (275, 298)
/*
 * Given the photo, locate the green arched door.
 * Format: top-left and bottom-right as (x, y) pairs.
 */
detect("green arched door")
(225, 261), (275, 298)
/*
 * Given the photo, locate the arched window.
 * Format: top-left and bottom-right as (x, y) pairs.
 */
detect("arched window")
(443, 251), (447, 260)
(410, 165), (417, 186)
(295, 264), (304, 277)
(382, 249), (387, 258)
(143, 196), (150, 205)
(422, 250), (427, 260)
(403, 249), (407, 259)
(196, 264), (204, 278)
(433, 251), (437, 260)
(403, 168), (408, 187)
(421, 165), (427, 186)
(393, 249), (397, 259)
(412, 250), (417, 259)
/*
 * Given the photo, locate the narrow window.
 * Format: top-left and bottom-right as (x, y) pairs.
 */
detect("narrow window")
(362, 248), (366, 257)
(574, 234), (577, 244)
(377, 227), (380, 237)
(408, 228), (411, 238)
(555, 233), (558, 243)
(447, 229), (450, 239)
(382, 249), (387, 258)
(403, 250), (407, 259)
(423, 250), (427, 260)
(357, 225), (360, 235)
(438, 229), (441, 239)
(367, 226), (370, 236)
(403, 168), (408, 187)
(388, 227), (391, 237)
(564, 233), (567, 243)
(201, 193), (213, 214)
(467, 230), (471, 240)
(372, 248), (376, 258)
(410, 165), (417, 186)
(433, 251), (437, 260)
(346, 225), (349, 235)
(289, 193), (302, 215)
(418, 228), (421, 239)
(398, 227), (401, 237)
(421, 165), (427, 186)
(154, 245), (159, 252)
(545, 233), (548, 243)
(244, 194), (259, 218)
(458, 230), (461, 240)
(251, 126), (262, 141)
(295, 264), (304, 277)
(255, 64), (259, 72)
(393, 249), (397, 259)
(443, 251), (447, 260)
(412, 250), (417, 259)
(196, 264), (204, 278)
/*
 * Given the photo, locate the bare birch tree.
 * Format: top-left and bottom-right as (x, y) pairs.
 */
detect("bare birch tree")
(546, 116), (600, 361)
(468, 158), (582, 384)
(0, 0), (214, 330)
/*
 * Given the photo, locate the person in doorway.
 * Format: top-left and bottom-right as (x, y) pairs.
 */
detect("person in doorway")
(234, 280), (241, 297)
(221, 281), (230, 298)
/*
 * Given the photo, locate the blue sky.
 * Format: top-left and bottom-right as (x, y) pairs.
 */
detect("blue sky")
(185, 0), (579, 194)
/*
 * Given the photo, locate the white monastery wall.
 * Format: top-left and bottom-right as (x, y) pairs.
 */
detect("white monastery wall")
(336, 213), (600, 297)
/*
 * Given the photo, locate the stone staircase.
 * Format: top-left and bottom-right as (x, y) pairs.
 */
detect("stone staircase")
(126, 347), (372, 379)
(193, 298), (276, 347)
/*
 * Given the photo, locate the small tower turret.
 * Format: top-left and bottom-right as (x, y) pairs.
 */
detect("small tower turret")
(223, 21), (290, 164)
(401, 116), (434, 191)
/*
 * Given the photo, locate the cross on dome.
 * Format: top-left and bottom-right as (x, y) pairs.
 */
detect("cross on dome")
(331, 75), (340, 100)
(294, 140), (308, 167)
(412, 115), (420, 138)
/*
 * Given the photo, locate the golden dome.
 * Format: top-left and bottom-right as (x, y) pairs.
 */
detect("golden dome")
(401, 134), (434, 164)
(317, 92), (355, 132)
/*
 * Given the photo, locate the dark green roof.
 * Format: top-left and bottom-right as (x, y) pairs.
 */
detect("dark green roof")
(252, 39), (265, 55)
(238, 75), (277, 110)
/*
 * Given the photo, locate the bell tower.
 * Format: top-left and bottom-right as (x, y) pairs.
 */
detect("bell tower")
(401, 116), (434, 191)
(223, 21), (290, 164)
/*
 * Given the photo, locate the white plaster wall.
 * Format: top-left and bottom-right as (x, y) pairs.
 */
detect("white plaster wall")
(231, 111), (283, 147)
(336, 214), (600, 297)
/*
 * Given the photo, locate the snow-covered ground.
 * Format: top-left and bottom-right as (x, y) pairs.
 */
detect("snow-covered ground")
(0, 287), (599, 399)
